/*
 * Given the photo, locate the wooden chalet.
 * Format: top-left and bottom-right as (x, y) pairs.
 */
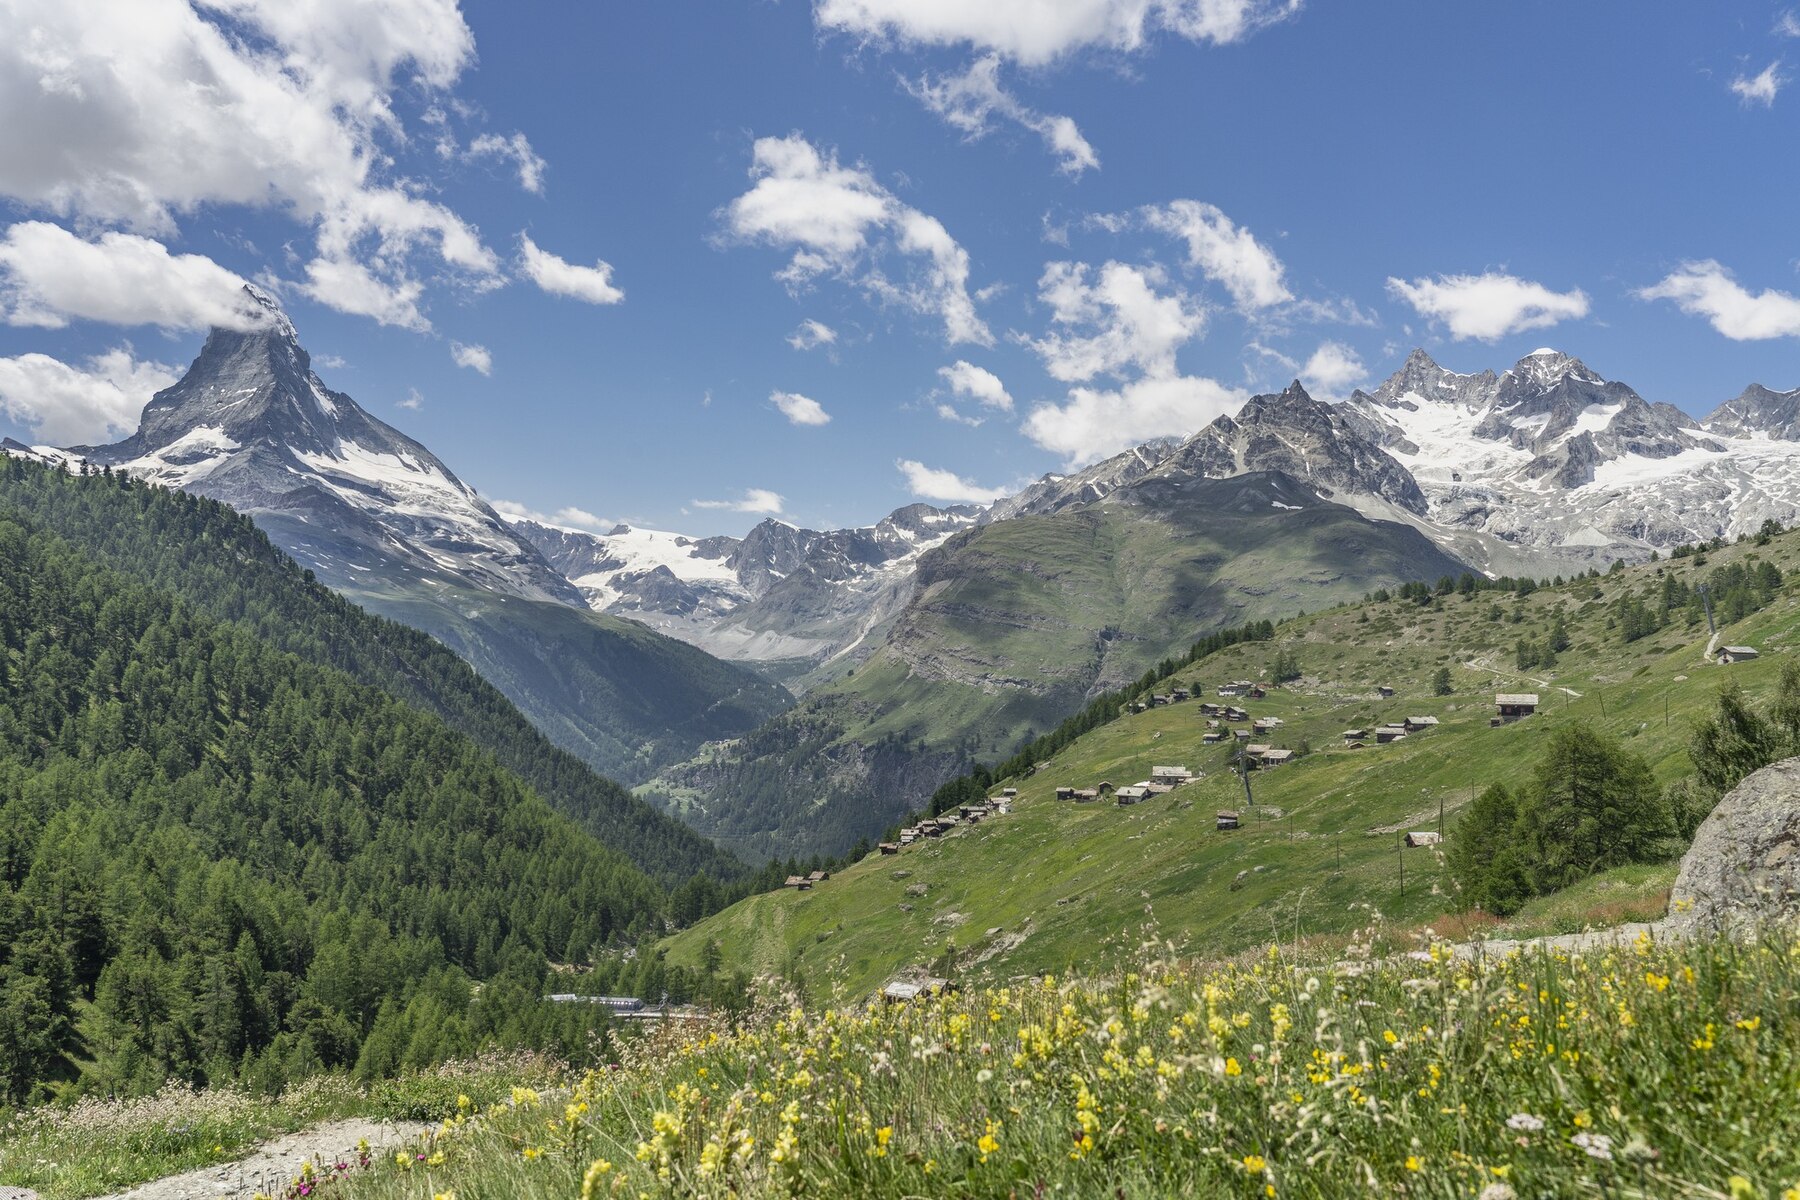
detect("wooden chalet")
(1377, 685), (1395, 698)
(808, 870), (829, 883)
(1224, 706), (1250, 721)
(878, 842), (900, 855)
(1151, 765), (1193, 784)
(1202, 731), (1224, 744)
(1495, 693), (1539, 723)
(1000, 787), (1019, 798)
(1403, 715), (1440, 732)
(1074, 788), (1100, 803)
(1252, 716), (1284, 732)
(784, 875), (811, 890)
(1056, 786), (1076, 801)
(1258, 748), (1295, 767)
(881, 976), (953, 1003)
(1718, 645), (1760, 664)
(1199, 702), (1223, 716)
(1375, 725), (1408, 744)
(1116, 784), (1150, 805)
(1216, 810), (1240, 831)
(1233, 728), (1252, 741)
(1342, 728), (1367, 743)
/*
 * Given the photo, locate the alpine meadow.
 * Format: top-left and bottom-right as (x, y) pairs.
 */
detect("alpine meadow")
(3, 3), (1800, 1199)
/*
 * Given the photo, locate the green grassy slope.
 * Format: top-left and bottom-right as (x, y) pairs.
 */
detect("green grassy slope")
(649, 473), (1470, 860)
(664, 528), (1800, 998)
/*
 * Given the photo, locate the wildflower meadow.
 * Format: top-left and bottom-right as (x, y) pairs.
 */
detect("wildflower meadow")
(337, 928), (1800, 1199)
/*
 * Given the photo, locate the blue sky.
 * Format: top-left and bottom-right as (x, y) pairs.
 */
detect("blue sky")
(2, 0), (1798, 535)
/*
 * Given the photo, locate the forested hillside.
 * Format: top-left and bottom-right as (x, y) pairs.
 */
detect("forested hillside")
(0, 501), (700, 1101)
(0, 458), (742, 885)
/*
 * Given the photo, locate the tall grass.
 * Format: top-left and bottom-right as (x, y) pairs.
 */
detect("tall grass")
(341, 928), (1800, 1199)
(0, 1053), (563, 1200)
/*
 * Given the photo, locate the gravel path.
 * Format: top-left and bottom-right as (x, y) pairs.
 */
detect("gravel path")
(1449, 920), (1663, 960)
(92, 1118), (428, 1200)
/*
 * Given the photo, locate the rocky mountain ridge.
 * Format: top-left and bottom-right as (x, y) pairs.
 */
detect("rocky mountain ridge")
(60, 288), (792, 784)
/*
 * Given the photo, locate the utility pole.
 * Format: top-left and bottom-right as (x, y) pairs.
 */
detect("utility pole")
(1698, 583), (1717, 635)
(1398, 834), (1405, 899)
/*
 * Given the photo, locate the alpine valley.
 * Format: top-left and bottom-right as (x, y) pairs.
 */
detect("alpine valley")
(16, 295), (1800, 863)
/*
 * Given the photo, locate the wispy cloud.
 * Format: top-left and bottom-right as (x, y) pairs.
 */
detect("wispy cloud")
(693, 488), (786, 514)
(905, 55), (1098, 175)
(787, 319), (838, 351)
(1731, 60), (1786, 107)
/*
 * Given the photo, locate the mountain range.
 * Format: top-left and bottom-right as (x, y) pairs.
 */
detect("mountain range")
(56, 288), (791, 785)
(19, 291), (1800, 860)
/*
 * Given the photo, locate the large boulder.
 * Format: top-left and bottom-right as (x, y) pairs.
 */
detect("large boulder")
(1667, 757), (1800, 933)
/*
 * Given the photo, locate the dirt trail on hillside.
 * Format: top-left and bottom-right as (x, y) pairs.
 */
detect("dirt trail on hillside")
(1460, 655), (1583, 697)
(93, 1118), (428, 1200)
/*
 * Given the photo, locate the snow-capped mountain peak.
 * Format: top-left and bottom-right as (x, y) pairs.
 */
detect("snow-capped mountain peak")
(76, 287), (582, 605)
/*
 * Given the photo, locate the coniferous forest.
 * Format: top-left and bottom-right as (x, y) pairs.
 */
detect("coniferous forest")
(0, 461), (750, 1103)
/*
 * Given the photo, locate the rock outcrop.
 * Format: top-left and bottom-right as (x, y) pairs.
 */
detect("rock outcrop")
(1667, 757), (1800, 933)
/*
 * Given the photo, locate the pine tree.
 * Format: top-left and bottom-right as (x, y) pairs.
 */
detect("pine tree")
(1520, 723), (1673, 892)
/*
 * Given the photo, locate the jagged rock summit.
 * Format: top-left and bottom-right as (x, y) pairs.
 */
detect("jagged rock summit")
(79, 285), (581, 605)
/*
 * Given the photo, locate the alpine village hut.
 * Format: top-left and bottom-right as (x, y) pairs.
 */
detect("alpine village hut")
(1494, 693), (1540, 724)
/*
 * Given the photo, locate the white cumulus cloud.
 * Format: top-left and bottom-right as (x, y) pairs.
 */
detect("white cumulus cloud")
(1023, 373), (1242, 466)
(771, 390), (832, 426)
(1386, 272), (1590, 342)
(722, 133), (991, 345)
(897, 459), (1007, 504)
(0, 345), (177, 444)
(816, 0), (1301, 66)
(1731, 61), (1786, 106)
(1638, 260), (1800, 340)
(1027, 260), (1208, 382)
(0, 0), (504, 328)
(518, 234), (624, 305)
(1297, 341), (1365, 400)
(693, 488), (786, 515)
(0, 222), (271, 330)
(1140, 200), (1291, 312)
(905, 55), (1099, 175)
(450, 341), (492, 374)
(938, 360), (1014, 410)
